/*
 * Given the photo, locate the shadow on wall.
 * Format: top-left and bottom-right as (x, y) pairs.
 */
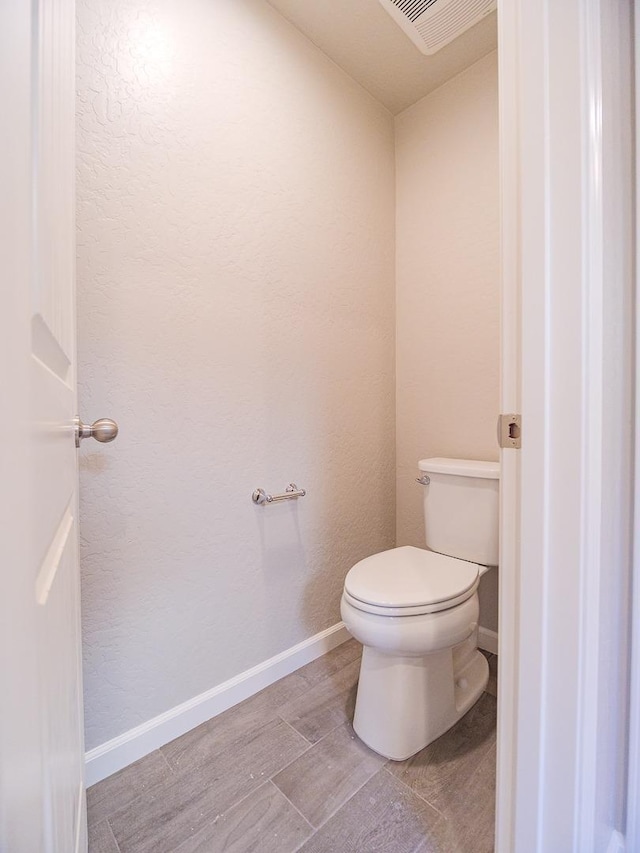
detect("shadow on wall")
(252, 494), (354, 649)
(254, 501), (307, 573)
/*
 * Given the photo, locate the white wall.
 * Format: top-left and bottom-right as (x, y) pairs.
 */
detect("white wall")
(76, 0), (395, 751)
(394, 52), (500, 630)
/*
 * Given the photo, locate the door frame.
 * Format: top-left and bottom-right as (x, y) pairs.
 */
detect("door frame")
(496, 0), (636, 849)
(627, 5), (640, 849)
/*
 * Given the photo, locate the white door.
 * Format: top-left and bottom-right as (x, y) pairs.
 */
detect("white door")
(0, 2), (87, 851)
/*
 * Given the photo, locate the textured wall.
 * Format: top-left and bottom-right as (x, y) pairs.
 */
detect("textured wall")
(77, 0), (395, 751)
(394, 53), (500, 629)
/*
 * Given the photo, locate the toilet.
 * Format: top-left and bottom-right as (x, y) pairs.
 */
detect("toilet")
(340, 457), (499, 761)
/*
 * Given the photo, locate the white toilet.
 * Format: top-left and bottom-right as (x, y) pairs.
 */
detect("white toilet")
(340, 457), (499, 761)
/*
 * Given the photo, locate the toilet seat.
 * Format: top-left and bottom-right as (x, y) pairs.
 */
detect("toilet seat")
(344, 545), (479, 617)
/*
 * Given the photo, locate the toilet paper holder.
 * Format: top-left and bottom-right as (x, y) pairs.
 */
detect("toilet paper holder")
(252, 483), (306, 505)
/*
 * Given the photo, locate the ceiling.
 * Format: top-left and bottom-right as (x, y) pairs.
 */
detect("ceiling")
(265, 0), (497, 115)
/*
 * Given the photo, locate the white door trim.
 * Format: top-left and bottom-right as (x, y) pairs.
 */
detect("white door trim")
(494, 0), (521, 846)
(626, 3), (640, 847)
(497, 0), (634, 849)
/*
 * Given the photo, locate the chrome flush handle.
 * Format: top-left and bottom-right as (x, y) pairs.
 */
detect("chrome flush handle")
(415, 474), (431, 485)
(74, 417), (119, 448)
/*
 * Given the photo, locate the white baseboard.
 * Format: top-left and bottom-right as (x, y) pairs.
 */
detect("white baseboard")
(85, 621), (351, 787)
(478, 626), (499, 655)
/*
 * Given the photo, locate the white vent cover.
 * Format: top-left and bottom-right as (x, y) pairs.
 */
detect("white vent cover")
(378, 0), (496, 55)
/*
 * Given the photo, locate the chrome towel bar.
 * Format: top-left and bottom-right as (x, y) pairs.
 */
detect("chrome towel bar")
(252, 483), (306, 505)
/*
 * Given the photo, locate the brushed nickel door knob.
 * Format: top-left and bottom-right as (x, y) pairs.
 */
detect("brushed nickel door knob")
(74, 417), (119, 448)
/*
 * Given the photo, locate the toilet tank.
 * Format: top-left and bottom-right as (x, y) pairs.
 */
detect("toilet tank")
(419, 458), (500, 566)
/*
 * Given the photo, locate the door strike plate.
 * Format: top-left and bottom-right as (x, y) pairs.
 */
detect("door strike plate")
(498, 414), (522, 449)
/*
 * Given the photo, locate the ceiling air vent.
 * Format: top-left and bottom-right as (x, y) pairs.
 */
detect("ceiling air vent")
(378, 0), (496, 55)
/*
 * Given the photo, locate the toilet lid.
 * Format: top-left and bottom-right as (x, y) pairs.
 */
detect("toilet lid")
(344, 546), (479, 612)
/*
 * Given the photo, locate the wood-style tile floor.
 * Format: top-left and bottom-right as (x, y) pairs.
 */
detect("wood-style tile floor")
(88, 641), (497, 853)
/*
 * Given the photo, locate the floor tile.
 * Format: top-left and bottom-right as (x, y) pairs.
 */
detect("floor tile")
(88, 643), (497, 853)
(255, 669), (312, 708)
(273, 722), (385, 828)
(110, 718), (310, 853)
(88, 819), (120, 853)
(296, 638), (362, 688)
(387, 692), (497, 808)
(277, 659), (360, 743)
(161, 670), (308, 772)
(173, 782), (313, 853)
(87, 750), (173, 826)
(297, 768), (449, 853)
(417, 741), (496, 853)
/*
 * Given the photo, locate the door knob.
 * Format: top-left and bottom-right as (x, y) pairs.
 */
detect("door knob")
(74, 417), (119, 448)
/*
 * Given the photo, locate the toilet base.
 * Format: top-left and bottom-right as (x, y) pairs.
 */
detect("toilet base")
(352, 637), (489, 761)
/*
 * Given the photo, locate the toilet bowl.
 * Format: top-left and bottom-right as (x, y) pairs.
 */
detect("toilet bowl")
(341, 458), (499, 761)
(341, 546), (489, 760)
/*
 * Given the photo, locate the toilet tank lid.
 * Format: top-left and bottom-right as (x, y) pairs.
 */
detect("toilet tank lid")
(418, 457), (500, 479)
